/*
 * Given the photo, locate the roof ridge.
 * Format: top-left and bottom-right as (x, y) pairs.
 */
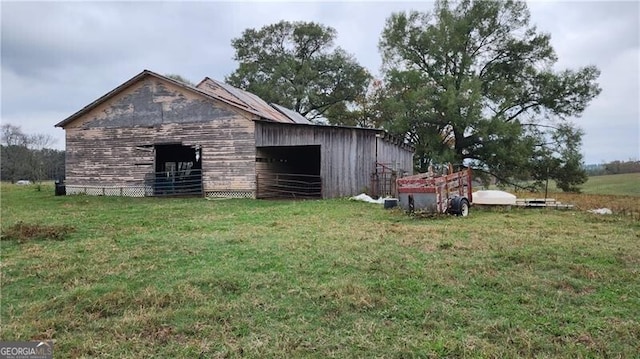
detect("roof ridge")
(196, 77), (255, 110)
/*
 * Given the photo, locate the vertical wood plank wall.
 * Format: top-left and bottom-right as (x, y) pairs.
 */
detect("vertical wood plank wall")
(376, 136), (415, 176)
(255, 122), (413, 198)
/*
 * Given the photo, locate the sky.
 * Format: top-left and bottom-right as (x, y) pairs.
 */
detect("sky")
(1, 0), (638, 164)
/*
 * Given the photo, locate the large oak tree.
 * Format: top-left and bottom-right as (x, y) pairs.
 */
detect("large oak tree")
(378, 0), (601, 190)
(226, 20), (371, 121)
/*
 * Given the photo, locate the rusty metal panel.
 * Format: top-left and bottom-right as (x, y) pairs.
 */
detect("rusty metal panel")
(196, 78), (294, 123)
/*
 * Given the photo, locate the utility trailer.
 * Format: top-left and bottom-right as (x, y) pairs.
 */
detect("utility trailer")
(397, 168), (473, 216)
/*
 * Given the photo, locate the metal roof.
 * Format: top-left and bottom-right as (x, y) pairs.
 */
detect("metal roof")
(270, 103), (312, 124)
(196, 78), (295, 123)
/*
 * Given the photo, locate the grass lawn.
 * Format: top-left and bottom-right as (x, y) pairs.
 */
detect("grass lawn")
(581, 173), (640, 196)
(1, 183), (639, 357)
(480, 172), (639, 197)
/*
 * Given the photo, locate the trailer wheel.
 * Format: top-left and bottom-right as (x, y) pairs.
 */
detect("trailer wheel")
(459, 198), (470, 217)
(450, 197), (470, 217)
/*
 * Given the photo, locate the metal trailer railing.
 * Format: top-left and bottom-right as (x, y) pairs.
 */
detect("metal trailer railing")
(397, 168), (473, 215)
(370, 162), (399, 198)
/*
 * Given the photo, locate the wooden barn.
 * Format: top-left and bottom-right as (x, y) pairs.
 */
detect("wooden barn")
(55, 70), (414, 199)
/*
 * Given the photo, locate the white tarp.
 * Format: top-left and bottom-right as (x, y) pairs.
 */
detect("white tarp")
(588, 208), (613, 215)
(350, 193), (386, 204)
(472, 190), (517, 205)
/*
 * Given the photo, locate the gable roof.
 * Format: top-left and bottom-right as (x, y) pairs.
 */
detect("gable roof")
(270, 103), (312, 124)
(195, 78), (295, 123)
(55, 70), (307, 128)
(56, 70), (205, 128)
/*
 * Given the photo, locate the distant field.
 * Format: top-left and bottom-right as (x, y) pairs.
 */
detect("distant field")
(581, 173), (640, 196)
(483, 172), (639, 199)
(1, 184), (639, 357)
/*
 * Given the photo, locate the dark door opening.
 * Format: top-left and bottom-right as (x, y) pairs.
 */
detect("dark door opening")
(256, 145), (321, 199)
(152, 144), (203, 196)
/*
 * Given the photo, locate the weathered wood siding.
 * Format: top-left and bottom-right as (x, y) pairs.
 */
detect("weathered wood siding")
(64, 77), (256, 194)
(376, 134), (414, 176)
(255, 122), (413, 198)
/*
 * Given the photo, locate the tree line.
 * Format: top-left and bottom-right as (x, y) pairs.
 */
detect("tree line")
(222, 0), (601, 192)
(1, 124), (65, 183)
(586, 160), (640, 176)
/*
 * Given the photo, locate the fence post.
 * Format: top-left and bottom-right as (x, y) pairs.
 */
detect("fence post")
(256, 174), (259, 199)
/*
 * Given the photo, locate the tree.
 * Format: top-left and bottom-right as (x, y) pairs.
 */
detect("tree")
(378, 0), (601, 190)
(1, 124), (62, 183)
(604, 160), (640, 175)
(1, 123), (29, 147)
(165, 74), (195, 86)
(529, 124), (587, 192)
(227, 20), (371, 121)
(325, 79), (386, 128)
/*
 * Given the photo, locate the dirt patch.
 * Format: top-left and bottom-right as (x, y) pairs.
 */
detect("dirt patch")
(1, 221), (75, 242)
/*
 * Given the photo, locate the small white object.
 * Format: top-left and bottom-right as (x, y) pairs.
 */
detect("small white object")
(472, 190), (516, 205)
(350, 193), (386, 204)
(16, 180), (31, 185)
(588, 208), (613, 215)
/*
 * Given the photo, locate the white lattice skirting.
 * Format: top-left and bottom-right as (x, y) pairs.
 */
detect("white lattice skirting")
(65, 185), (153, 197)
(205, 190), (255, 199)
(64, 186), (256, 199)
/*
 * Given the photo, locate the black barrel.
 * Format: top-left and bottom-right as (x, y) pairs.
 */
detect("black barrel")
(55, 180), (66, 196)
(384, 198), (398, 209)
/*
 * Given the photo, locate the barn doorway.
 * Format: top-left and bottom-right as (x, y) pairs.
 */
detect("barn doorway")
(256, 145), (321, 199)
(153, 144), (203, 196)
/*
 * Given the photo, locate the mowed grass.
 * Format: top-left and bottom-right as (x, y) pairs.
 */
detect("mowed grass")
(489, 172), (640, 197)
(582, 173), (640, 196)
(1, 184), (639, 358)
